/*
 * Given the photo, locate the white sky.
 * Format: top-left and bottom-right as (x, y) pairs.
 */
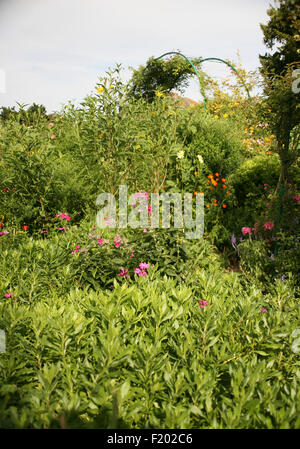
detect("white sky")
(0, 0), (273, 113)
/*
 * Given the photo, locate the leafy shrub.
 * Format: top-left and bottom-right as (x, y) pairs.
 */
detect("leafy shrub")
(0, 274), (299, 428)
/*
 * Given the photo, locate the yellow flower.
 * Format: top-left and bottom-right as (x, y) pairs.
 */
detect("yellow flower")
(97, 86), (104, 94)
(109, 85), (114, 89)
(223, 113), (228, 118)
(156, 91), (164, 98)
(135, 144), (141, 150)
(65, 105), (69, 108)
(98, 133), (103, 138)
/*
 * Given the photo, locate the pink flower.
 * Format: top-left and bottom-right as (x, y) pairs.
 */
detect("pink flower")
(50, 134), (56, 139)
(93, 226), (96, 230)
(56, 213), (71, 221)
(72, 245), (81, 256)
(263, 221), (274, 230)
(117, 267), (129, 279)
(49, 122), (54, 127)
(113, 234), (121, 248)
(4, 292), (12, 298)
(139, 262), (149, 270)
(147, 205), (152, 214)
(143, 229), (147, 233)
(241, 227), (252, 236)
(134, 268), (148, 277)
(293, 196), (300, 202)
(0, 231), (9, 236)
(130, 252), (134, 258)
(3, 188), (9, 193)
(199, 299), (209, 308)
(58, 227), (65, 231)
(261, 307), (268, 313)
(40, 230), (48, 234)
(134, 262), (150, 277)
(266, 202), (270, 207)
(97, 238), (104, 245)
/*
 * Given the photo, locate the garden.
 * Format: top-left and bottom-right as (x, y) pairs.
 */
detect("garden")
(0, 1), (299, 430)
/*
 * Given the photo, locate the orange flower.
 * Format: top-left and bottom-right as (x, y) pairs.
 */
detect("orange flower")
(22, 225), (28, 231)
(215, 172), (219, 177)
(222, 185), (226, 189)
(194, 171), (198, 175)
(194, 191), (198, 195)
(221, 178), (226, 183)
(222, 204), (227, 208)
(206, 204), (210, 208)
(208, 174), (213, 179)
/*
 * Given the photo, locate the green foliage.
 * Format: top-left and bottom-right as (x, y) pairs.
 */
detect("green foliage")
(259, 0), (300, 195)
(0, 103), (48, 125)
(0, 52), (299, 430)
(0, 272), (299, 428)
(128, 55), (203, 102)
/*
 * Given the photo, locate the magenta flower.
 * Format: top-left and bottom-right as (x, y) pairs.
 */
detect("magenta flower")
(58, 227), (65, 231)
(293, 196), (300, 202)
(261, 307), (268, 313)
(40, 230), (48, 234)
(134, 267), (148, 277)
(147, 205), (152, 214)
(139, 262), (149, 270)
(199, 299), (209, 308)
(4, 292), (12, 298)
(117, 267), (129, 279)
(3, 188), (9, 193)
(97, 238), (104, 245)
(72, 245), (81, 256)
(241, 227), (252, 236)
(0, 231), (9, 236)
(56, 213), (71, 221)
(113, 235), (121, 248)
(134, 262), (150, 277)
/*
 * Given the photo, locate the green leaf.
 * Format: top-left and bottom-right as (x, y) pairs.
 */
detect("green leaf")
(291, 337), (300, 354)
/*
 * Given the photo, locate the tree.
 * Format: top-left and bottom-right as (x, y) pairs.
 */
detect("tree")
(259, 0), (300, 191)
(0, 102), (48, 124)
(128, 55), (203, 102)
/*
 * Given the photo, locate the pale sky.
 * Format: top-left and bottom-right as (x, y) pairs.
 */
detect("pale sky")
(0, 0), (273, 113)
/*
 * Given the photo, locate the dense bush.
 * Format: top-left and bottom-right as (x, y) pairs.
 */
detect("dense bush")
(0, 274), (299, 429)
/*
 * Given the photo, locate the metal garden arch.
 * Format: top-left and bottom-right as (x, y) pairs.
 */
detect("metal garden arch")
(154, 51), (251, 110)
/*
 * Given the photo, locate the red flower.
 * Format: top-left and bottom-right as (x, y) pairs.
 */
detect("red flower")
(263, 221), (274, 231)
